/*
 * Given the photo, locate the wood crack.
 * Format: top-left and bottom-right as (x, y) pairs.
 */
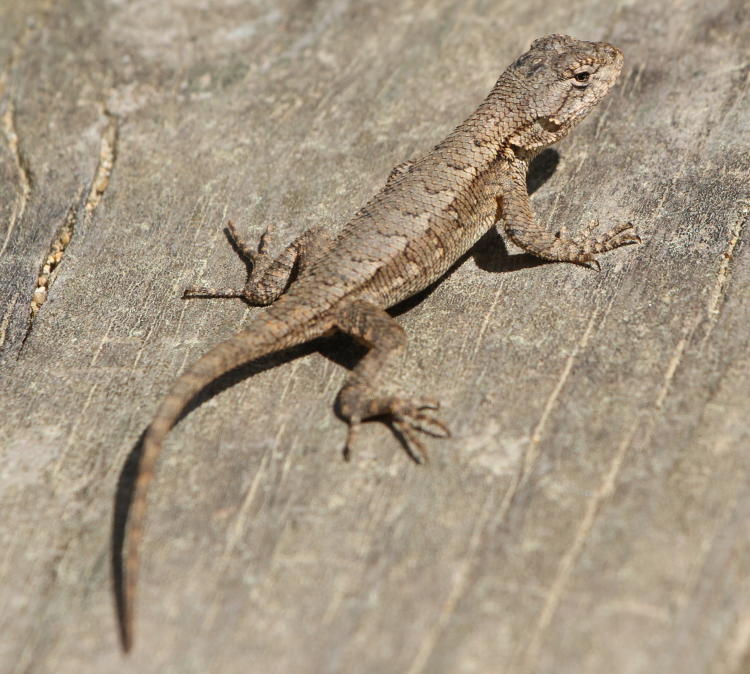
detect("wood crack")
(20, 197), (81, 349)
(20, 109), (119, 348)
(84, 110), (118, 221)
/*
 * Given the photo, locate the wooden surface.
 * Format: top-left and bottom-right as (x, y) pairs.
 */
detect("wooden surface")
(2, 0), (749, 672)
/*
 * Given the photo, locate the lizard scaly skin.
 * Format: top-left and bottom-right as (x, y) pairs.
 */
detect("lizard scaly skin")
(119, 34), (638, 651)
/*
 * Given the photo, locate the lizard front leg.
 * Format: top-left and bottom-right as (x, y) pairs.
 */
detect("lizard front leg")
(335, 300), (449, 463)
(184, 221), (332, 305)
(500, 159), (640, 268)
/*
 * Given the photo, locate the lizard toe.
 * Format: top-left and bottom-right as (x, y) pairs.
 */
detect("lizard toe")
(391, 418), (430, 464)
(395, 408), (451, 438)
(342, 417), (362, 462)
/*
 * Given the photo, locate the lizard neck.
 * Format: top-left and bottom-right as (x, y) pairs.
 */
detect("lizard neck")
(443, 70), (564, 159)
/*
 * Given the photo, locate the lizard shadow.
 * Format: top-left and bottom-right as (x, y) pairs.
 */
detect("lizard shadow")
(112, 429), (144, 650)
(526, 147), (559, 196)
(111, 149), (560, 641)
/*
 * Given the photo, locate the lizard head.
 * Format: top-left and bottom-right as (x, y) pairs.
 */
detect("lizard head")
(505, 34), (623, 150)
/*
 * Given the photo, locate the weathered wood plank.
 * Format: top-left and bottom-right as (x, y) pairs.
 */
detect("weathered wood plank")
(1, 0), (749, 672)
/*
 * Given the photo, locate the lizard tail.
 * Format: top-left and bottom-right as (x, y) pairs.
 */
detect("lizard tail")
(119, 308), (333, 652)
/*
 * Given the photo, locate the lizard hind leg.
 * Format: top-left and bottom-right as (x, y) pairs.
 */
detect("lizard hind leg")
(335, 300), (450, 464)
(183, 220), (332, 305)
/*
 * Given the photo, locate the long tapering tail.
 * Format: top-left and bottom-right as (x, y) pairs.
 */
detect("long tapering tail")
(119, 308), (332, 652)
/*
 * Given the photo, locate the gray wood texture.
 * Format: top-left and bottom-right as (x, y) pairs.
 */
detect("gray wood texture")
(1, 0), (749, 672)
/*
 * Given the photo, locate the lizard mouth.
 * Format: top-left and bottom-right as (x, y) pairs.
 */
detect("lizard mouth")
(540, 104), (591, 132)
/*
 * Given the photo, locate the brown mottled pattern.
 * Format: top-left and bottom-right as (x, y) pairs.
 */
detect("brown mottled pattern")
(121, 34), (640, 651)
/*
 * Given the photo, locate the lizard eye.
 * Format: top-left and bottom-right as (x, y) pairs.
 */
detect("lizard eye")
(572, 69), (592, 88)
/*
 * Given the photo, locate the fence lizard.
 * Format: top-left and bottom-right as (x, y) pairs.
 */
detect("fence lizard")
(120, 34), (638, 651)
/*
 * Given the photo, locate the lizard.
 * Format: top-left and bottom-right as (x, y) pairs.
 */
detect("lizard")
(119, 34), (639, 651)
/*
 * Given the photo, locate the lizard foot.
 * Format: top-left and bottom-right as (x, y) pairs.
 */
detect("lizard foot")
(182, 221), (287, 305)
(562, 221), (640, 270)
(576, 220), (640, 253)
(342, 396), (450, 464)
